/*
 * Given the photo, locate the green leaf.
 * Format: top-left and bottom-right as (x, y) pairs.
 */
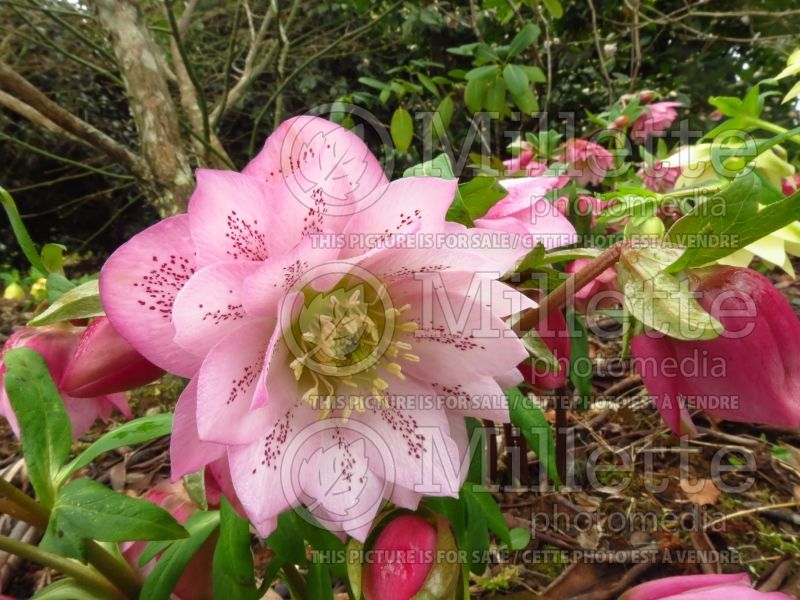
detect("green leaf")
(3, 348), (71, 507)
(542, 0), (564, 18)
(462, 485), (511, 547)
(666, 174), (800, 268)
(520, 328), (559, 372)
(28, 279), (103, 326)
(59, 414), (173, 483)
(502, 64), (529, 97)
(433, 95), (454, 139)
(141, 511), (220, 600)
(46, 273), (76, 303)
(416, 73), (440, 98)
(31, 579), (111, 600)
(508, 24), (540, 58)
(617, 243), (723, 340)
(463, 490), (489, 574)
(390, 107), (414, 152)
(464, 65), (500, 81)
(566, 310), (592, 409)
(1, 186), (46, 274)
(506, 387), (560, 485)
(510, 85), (539, 114)
(41, 243), (67, 275)
(404, 153), (455, 179)
(358, 76), (389, 91)
(346, 538), (363, 600)
(484, 77), (507, 113)
(307, 559), (334, 600)
(464, 78), (487, 113)
(52, 479), (189, 544)
(465, 417), (485, 485)
(458, 176), (508, 219)
(509, 527), (531, 550)
(266, 511), (308, 567)
(213, 498), (257, 600)
(519, 65), (546, 83)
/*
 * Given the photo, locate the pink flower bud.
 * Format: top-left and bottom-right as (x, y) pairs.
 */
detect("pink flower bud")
(519, 307), (571, 390)
(363, 515), (437, 600)
(639, 90), (655, 104)
(0, 325), (131, 438)
(61, 317), (164, 398)
(565, 259), (618, 314)
(632, 266), (800, 435)
(620, 572), (792, 599)
(612, 115), (630, 130)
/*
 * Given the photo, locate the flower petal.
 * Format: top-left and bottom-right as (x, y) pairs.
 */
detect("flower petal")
(172, 261), (262, 356)
(100, 215), (201, 377)
(188, 170), (273, 267)
(196, 320), (275, 445)
(170, 379), (226, 480)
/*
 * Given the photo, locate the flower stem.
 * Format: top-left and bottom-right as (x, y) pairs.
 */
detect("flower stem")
(282, 563), (309, 600)
(518, 241), (627, 332)
(0, 534), (124, 599)
(0, 478), (141, 598)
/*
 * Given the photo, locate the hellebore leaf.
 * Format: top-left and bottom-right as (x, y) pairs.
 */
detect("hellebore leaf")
(618, 243), (723, 340)
(506, 387), (560, 486)
(2, 348), (71, 507)
(28, 279), (103, 326)
(212, 498), (258, 600)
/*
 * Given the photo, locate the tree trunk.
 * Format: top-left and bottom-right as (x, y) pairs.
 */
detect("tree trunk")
(91, 0), (194, 216)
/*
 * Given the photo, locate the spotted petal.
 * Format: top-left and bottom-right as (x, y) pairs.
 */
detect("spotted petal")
(100, 215), (201, 377)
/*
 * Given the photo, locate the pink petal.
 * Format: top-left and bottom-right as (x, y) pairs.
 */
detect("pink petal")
(339, 177), (457, 257)
(244, 116), (388, 219)
(240, 236), (340, 317)
(170, 379), (225, 480)
(433, 376), (510, 422)
(398, 288), (528, 385)
(195, 320), (275, 445)
(227, 401), (318, 528)
(172, 261), (262, 356)
(620, 573), (751, 600)
(188, 169), (273, 267)
(100, 215), (201, 378)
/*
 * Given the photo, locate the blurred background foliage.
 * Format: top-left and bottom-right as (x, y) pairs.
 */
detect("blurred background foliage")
(0, 0), (798, 271)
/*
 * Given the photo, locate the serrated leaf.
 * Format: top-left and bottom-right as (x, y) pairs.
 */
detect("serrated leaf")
(666, 173), (800, 268)
(28, 279), (103, 326)
(3, 348), (71, 507)
(53, 478), (189, 543)
(390, 107), (413, 152)
(618, 243), (722, 340)
(59, 413), (173, 483)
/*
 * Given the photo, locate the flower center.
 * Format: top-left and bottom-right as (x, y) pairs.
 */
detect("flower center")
(286, 281), (420, 419)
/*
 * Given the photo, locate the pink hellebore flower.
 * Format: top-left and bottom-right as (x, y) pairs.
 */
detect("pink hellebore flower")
(0, 325), (131, 438)
(620, 572), (792, 599)
(502, 150), (547, 176)
(559, 139), (615, 187)
(61, 317), (165, 397)
(363, 515), (437, 600)
(564, 258), (618, 313)
(474, 177), (577, 250)
(100, 116), (535, 541)
(638, 161), (682, 193)
(630, 101), (682, 144)
(631, 266), (800, 436)
(553, 194), (611, 227)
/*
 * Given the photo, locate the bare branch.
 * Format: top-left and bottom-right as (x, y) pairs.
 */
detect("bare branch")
(0, 61), (146, 176)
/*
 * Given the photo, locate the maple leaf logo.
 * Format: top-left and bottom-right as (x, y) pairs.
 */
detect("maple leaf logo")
(298, 436), (370, 517)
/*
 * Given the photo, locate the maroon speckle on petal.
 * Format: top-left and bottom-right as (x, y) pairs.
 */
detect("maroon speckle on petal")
(133, 254), (195, 319)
